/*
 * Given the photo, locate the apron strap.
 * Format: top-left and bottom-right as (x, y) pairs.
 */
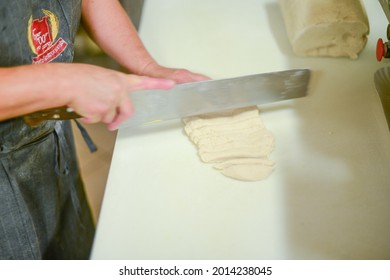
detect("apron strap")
(53, 122), (81, 218)
(73, 120), (98, 153)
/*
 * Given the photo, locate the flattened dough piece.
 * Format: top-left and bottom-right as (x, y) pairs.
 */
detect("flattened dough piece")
(183, 106), (275, 181)
(214, 158), (276, 182)
(183, 106), (261, 129)
(278, 0), (369, 59)
(198, 133), (274, 162)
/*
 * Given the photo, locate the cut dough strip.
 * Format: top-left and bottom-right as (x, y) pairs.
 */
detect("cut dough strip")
(214, 158), (276, 182)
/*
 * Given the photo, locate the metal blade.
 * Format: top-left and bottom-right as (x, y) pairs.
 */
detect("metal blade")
(374, 67), (390, 130)
(120, 68), (311, 128)
(23, 69), (310, 128)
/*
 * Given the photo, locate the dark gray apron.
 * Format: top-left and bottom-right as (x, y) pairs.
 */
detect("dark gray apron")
(0, 0), (95, 259)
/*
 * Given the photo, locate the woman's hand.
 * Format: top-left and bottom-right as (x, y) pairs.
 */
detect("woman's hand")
(64, 64), (175, 130)
(140, 62), (211, 84)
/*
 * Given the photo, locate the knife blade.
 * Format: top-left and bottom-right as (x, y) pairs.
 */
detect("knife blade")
(23, 68), (311, 128)
(121, 68), (310, 128)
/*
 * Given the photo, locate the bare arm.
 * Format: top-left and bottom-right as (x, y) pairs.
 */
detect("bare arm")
(82, 0), (153, 75)
(0, 63), (174, 130)
(0, 64), (69, 119)
(81, 0), (209, 82)
(1, 0), (206, 130)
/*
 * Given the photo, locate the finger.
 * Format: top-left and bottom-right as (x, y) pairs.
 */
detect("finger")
(80, 116), (100, 124)
(174, 70), (211, 84)
(101, 107), (117, 124)
(128, 75), (176, 91)
(191, 73), (212, 82)
(107, 100), (134, 131)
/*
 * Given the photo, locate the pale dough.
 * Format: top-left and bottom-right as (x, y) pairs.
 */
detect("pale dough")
(214, 158), (275, 182)
(183, 106), (275, 181)
(278, 0), (369, 59)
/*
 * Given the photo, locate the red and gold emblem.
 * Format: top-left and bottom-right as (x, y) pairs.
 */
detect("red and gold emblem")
(27, 9), (68, 64)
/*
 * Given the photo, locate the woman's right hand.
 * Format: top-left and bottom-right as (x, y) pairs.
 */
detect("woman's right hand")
(63, 64), (176, 130)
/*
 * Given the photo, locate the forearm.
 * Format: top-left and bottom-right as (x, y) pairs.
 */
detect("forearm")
(81, 0), (210, 83)
(81, 0), (155, 75)
(1, 63), (175, 128)
(0, 65), (71, 120)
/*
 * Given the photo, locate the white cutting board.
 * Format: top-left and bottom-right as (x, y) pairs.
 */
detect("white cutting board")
(91, 0), (390, 259)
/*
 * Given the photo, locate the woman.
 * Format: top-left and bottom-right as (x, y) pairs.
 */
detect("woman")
(0, 0), (208, 259)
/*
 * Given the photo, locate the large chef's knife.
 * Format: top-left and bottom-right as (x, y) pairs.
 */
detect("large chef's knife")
(24, 68), (311, 128)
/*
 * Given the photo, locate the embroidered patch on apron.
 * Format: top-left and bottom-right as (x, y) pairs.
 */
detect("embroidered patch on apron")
(27, 9), (68, 64)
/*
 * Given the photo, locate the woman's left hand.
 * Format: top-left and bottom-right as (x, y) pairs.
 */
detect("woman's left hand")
(141, 63), (211, 84)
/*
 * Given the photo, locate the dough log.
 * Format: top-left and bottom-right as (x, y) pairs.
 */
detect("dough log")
(278, 0), (369, 59)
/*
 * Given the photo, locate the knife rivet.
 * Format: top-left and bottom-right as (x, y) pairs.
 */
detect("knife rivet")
(53, 114), (60, 119)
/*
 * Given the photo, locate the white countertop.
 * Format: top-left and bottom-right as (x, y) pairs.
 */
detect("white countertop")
(91, 0), (390, 259)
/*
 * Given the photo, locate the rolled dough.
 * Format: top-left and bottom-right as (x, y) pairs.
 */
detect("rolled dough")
(278, 0), (369, 59)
